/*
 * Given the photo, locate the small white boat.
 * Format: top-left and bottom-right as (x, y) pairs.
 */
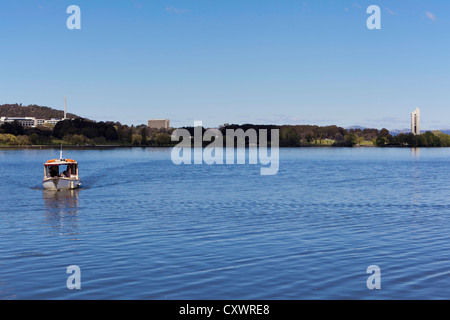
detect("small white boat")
(43, 150), (81, 191)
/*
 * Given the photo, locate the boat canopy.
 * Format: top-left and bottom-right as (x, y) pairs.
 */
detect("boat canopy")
(44, 159), (78, 166)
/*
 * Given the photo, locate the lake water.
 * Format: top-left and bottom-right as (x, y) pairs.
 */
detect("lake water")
(0, 147), (449, 299)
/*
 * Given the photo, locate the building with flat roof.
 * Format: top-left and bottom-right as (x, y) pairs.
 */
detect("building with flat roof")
(44, 118), (62, 125)
(0, 117), (36, 128)
(0, 116), (63, 128)
(35, 119), (46, 126)
(148, 119), (170, 130)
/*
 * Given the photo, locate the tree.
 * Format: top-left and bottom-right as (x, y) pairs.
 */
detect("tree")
(362, 128), (379, 141)
(280, 127), (300, 147)
(356, 135), (365, 145)
(131, 134), (142, 145)
(53, 118), (118, 141)
(424, 131), (439, 147)
(140, 127), (148, 145)
(155, 132), (171, 146)
(344, 133), (358, 146)
(16, 135), (31, 146)
(126, 128), (133, 144)
(71, 134), (86, 145)
(28, 133), (39, 145)
(405, 133), (418, 147)
(333, 133), (357, 147)
(379, 128), (390, 138)
(334, 133), (344, 142)
(375, 136), (388, 147)
(0, 134), (18, 145)
(0, 134), (19, 145)
(1, 121), (25, 136)
(416, 134), (427, 147)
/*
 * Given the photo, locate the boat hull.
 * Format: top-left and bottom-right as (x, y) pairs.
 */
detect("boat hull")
(43, 178), (81, 191)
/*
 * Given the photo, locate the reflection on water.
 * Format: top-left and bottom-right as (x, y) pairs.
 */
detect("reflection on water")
(410, 148), (422, 204)
(43, 189), (80, 238)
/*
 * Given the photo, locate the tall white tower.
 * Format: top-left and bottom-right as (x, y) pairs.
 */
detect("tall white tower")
(64, 96), (67, 119)
(411, 107), (420, 135)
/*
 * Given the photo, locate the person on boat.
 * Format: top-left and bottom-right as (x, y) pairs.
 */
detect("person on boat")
(50, 166), (58, 177)
(60, 167), (70, 177)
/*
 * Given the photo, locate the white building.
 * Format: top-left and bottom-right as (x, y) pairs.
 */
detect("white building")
(411, 107), (420, 135)
(0, 117), (36, 128)
(0, 116), (62, 128)
(35, 119), (46, 126)
(44, 118), (62, 125)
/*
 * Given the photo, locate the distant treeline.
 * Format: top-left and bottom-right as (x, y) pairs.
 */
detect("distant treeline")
(2, 112), (450, 148)
(176, 124), (389, 147)
(53, 119), (118, 141)
(178, 124), (450, 148)
(215, 124), (388, 147)
(376, 131), (450, 147)
(0, 118), (174, 146)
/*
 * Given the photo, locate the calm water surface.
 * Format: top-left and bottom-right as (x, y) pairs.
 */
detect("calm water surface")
(0, 147), (449, 299)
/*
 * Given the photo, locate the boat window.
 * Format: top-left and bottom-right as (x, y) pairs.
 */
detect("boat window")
(71, 164), (77, 176)
(46, 164), (77, 178)
(49, 166), (59, 177)
(60, 165), (71, 177)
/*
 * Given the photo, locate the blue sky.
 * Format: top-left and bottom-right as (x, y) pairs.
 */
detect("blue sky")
(0, 0), (449, 129)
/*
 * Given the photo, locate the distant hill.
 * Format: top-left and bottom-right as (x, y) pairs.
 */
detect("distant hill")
(0, 103), (81, 120)
(389, 129), (450, 136)
(388, 128), (411, 136)
(345, 125), (367, 130)
(439, 129), (450, 135)
(346, 126), (415, 136)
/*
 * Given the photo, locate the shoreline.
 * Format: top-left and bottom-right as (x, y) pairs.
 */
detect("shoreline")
(0, 144), (417, 150)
